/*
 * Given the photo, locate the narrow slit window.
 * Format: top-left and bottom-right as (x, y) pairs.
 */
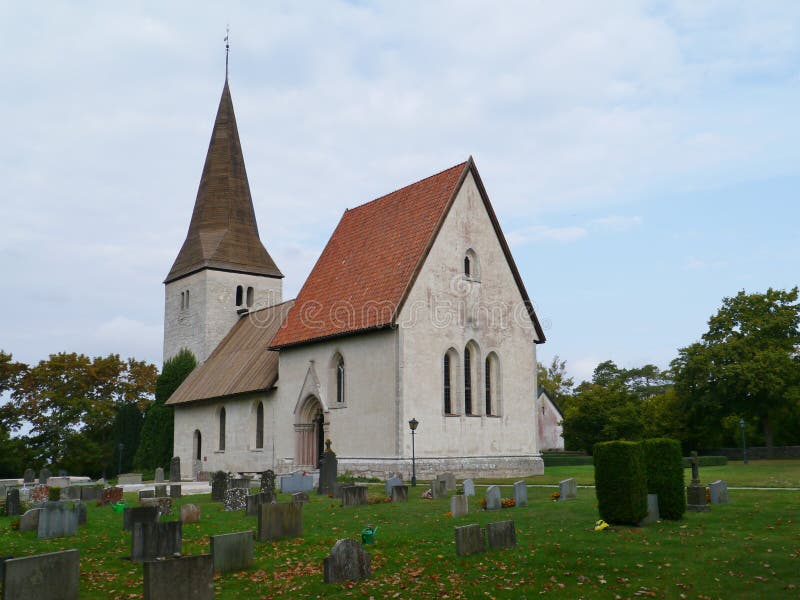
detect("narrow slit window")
(255, 402), (264, 449)
(443, 354), (451, 414)
(336, 356), (345, 404)
(235, 285), (243, 307)
(246, 286), (254, 307)
(464, 345), (472, 415)
(219, 407), (226, 451)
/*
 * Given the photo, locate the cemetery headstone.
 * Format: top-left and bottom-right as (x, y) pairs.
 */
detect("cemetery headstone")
(30, 484), (49, 504)
(62, 486), (80, 501)
(292, 491), (309, 504)
(487, 520), (517, 550)
(211, 530), (254, 573)
(384, 476), (403, 497)
(323, 538), (371, 584)
(143, 496), (174, 517)
(79, 486), (101, 502)
(256, 502), (303, 542)
(155, 484), (167, 498)
(154, 467), (165, 483)
(245, 492), (273, 517)
(484, 485), (501, 511)
(431, 479), (448, 499)
(47, 476), (70, 489)
(340, 485), (367, 507)
(558, 478), (577, 501)
(686, 451), (709, 512)
(639, 494), (660, 526)
(5, 489), (20, 516)
(709, 480), (729, 504)
(513, 481), (528, 507)
(169, 456), (181, 482)
(139, 489), (155, 500)
(211, 471), (228, 502)
(23, 468), (35, 484)
(455, 524), (486, 556)
(450, 494), (468, 517)
(462, 479), (475, 497)
(142, 554), (213, 600)
(391, 485), (408, 503)
(170, 484), (182, 499)
(123, 505), (160, 532)
(1, 549), (79, 600)
(38, 467), (51, 485)
(19, 508), (41, 532)
(75, 502), (87, 526)
(438, 472), (456, 492)
(117, 473), (142, 485)
(37, 501), (78, 539)
(280, 471), (314, 494)
(130, 521), (182, 562)
(102, 486), (123, 505)
(224, 488), (248, 511)
(260, 469), (276, 494)
(318, 440), (338, 495)
(180, 503), (201, 524)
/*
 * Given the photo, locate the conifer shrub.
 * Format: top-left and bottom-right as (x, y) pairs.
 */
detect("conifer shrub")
(643, 438), (686, 520)
(593, 440), (647, 525)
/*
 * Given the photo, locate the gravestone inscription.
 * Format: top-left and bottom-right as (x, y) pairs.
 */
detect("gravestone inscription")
(2, 549), (79, 600)
(487, 520), (517, 549)
(130, 521), (182, 562)
(455, 524), (486, 556)
(142, 554), (213, 600)
(256, 502), (303, 542)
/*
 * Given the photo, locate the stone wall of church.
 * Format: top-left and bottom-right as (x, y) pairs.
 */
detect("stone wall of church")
(164, 270), (282, 363)
(397, 171), (544, 476)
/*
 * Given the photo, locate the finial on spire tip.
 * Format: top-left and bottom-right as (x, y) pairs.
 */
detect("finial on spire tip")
(224, 25), (230, 80)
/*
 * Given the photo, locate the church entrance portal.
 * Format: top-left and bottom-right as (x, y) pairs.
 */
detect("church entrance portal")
(295, 396), (326, 468)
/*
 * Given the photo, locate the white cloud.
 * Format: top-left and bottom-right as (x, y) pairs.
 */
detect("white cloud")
(590, 215), (643, 232)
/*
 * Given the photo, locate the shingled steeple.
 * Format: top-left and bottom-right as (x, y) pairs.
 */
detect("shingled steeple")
(165, 80), (282, 283)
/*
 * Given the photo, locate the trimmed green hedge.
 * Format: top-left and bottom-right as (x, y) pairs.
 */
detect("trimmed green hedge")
(542, 454), (594, 467)
(682, 455), (728, 467)
(594, 441), (648, 525)
(643, 438), (686, 520)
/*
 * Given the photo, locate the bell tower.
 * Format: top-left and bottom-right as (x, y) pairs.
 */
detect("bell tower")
(163, 77), (282, 364)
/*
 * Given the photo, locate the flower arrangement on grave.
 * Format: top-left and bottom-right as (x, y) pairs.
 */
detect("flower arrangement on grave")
(421, 488), (433, 499)
(479, 497), (487, 510)
(10, 518), (20, 531)
(501, 497), (516, 508)
(444, 511), (453, 518)
(705, 487), (711, 504)
(594, 519), (609, 531)
(551, 491), (561, 501)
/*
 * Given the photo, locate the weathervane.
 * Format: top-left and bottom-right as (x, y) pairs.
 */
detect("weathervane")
(225, 25), (230, 79)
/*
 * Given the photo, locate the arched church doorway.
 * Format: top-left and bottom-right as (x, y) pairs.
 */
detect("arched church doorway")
(295, 395), (326, 468)
(193, 429), (202, 461)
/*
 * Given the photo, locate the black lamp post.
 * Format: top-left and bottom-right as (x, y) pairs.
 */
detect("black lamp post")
(739, 418), (748, 465)
(117, 443), (124, 476)
(409, 418), (419, 487)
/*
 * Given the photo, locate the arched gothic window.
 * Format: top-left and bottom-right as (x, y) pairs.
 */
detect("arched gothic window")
(464, 256), (471, 277)
(255, 402), (264, 449)
(336, 355), (345, 404)
(464, 249), (480, 280)
(444, 353), (452, 414)
(218, 407), (226, 451)
(485, 352), (501, 416)
(464, 345), (473, 415)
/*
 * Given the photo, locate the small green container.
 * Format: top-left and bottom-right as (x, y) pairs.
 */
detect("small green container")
(361, 526), (376, 545)
(112, 501), (126, 513)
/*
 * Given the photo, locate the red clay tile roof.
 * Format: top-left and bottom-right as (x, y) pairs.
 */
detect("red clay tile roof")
(269, 158), (545, 348)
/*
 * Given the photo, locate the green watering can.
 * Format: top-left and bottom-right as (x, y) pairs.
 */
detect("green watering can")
(361, 525), (378, 545)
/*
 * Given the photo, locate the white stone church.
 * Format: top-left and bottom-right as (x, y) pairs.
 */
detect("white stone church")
(165, 77), (547, 479)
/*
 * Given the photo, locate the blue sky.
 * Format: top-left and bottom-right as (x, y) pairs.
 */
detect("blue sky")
(1, 1), (798, 383)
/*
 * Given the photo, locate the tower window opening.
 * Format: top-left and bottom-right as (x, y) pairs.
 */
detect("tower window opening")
(246, 286), (254, 307)
(235, 285), (243, 307)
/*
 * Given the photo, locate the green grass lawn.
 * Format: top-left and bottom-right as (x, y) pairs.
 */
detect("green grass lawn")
(1, 477), (798, 599)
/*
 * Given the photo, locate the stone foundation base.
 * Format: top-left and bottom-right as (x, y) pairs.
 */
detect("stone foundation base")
(335, 455), (544, 480)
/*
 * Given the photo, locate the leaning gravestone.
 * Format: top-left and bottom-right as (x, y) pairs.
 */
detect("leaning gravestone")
(143, 554), (213, 600)
(211, 530), (254, 573)
(38, 467), (51, 485)
(709, 480), (729, 504)
(2, 549), (79, 600)
(485, 485), (501, 511)
(19, 508), (41, 532)
(5, 488), (20, 516)
(513, 481), (528, 507)
(487, 520), (516, 550)
(391, 485), (408, 503)
(462, 479), (476, 497)
(323, 538), (371, 584)
(280, 471), (314, 494)
(180, 503), (201, 524)
(37, 501), (78, 539)
(123, 505), (160, 532)
(131, 521), (182, 562)
(340, 485), (367, 507)
(257, 502), (303, 542)
(559, 478), (577, 501)
(450, 494), (468, 517)
(23, 468), (35, 483)
(318, 440), (338, 495)
(455, 524), (486, 556)
(224, 488), (248, 511)
(169, 456), (181, 482)
(385, 476), (403, 497)
(639, 494), (660, 526)
(154, 467), (165, 483)
(212, 471), (228, 502)
(246, 492), (273, 517)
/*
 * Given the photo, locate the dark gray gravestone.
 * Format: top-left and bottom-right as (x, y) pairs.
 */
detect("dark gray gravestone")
(211, 530), (254, 573)
(211, 471), (228, 502)
(5, 489), (20, 516)
(710, 480), (729, 504)
(75, 502), (87, 526)
(450, 495), (468, 517)
(686, 484), (709, 512)
(245, 492), (273, 517)
(513, 481), (527, 507)
(485, 485), (501, 510)
(62, 486), (81, 501)
(179, 503), (201, 524)
(384, 476), (403, 496)
(462, 479), (475, 497)
(0, 555), (10, 584)
(438, 472), (456, 492)
(123, 506), (159, 531)
(154, 467), (165, 483)
(139, 490), (155, 500)
(340, 485), (367, 507)
(229, 477), (251, 490)
(292, 492), (309, 504)
(323, 538), (371, 583)
(19, 508), (41, 532)
(455, 524), (486, 556)
(559, 478), (577, 501)
(37, 502), (78, 539)
(142, 554), (213, 600)
(318, 442), (338, 495)
(487, 520), (516, 549)
(391, 485), (408, 503)
(140, 497), (173, 517)
(23, 468), (35, 483)
(260, 470), (276, 494)
(169, 456), (181, 482)
(131, 521), (182, 562)
(79, 486), (102, 502)
(169, 485), (182, 499)
(639, 494), (660, 526)
(2, 549), (79, 600)
(38, 467), (51, 485)
(155, 485), (167, 498)
(431, 479), (448, 499)
(224, 488), (248, 511)
(256, 502), (303, 542)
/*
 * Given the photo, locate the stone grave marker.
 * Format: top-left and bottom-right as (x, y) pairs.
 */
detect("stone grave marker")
(142, 554), (214, 600)
(155, 484), (167, 498)
(323, 538), (371, 584)
(139, 489), (155, 500)
(169, 456), (181, 482)
(709, 480), (729, 504)
(431, 479), (448, 499)
(686, 452), (709, 512)
(117, 473), (142, 485)
(5, 488), (20, 516)
(130, 521), (182, 562)
(280, 471), (314, 494)
(340, 485), (367, 507)
(61, 486), (80, 501)
(558, 478), (577, 501)
(79, 486), (101, 502)
(450, 494), (468, 517)
(292, 491), (309, 504)
(180, 503), (201, 524)
(19, 508), (41, 532)
(438, 472), (456, 492)
(37, 501), (78, 539)
(462, 479), (475, 497)
(513, 481), (528, 507)
(224, 488), (248, 511)
(30, 484), (49, 504)
(211, 530), (254, 573)
(38, 467), (51, 485)
(102, 486), (123, 505)
(257, 502), (303, 542)
(170, 484), (182, 499)
(2, 549), (79, 600)
(384, 476), (403, 496)
(639, 494), (660, 526)
(211, 471), (228, 502)
(318, 440), (338, 495)
(485, 485), (501, 511)
(123, 505), (159, 531)
(260, 469), (276, 494)
(245, 492), (273, 517)
(47, 476), (70, 488)
(229, 476), (252, 490)
(75, 502), (87, 526)
(154, 467), (165, 483)
(192, 459), (202, 481)
(23, 468), (35, 484)
(391, 485), (408, 503)
(455, 524), (486, 556)
(487, 520), (516, 550)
